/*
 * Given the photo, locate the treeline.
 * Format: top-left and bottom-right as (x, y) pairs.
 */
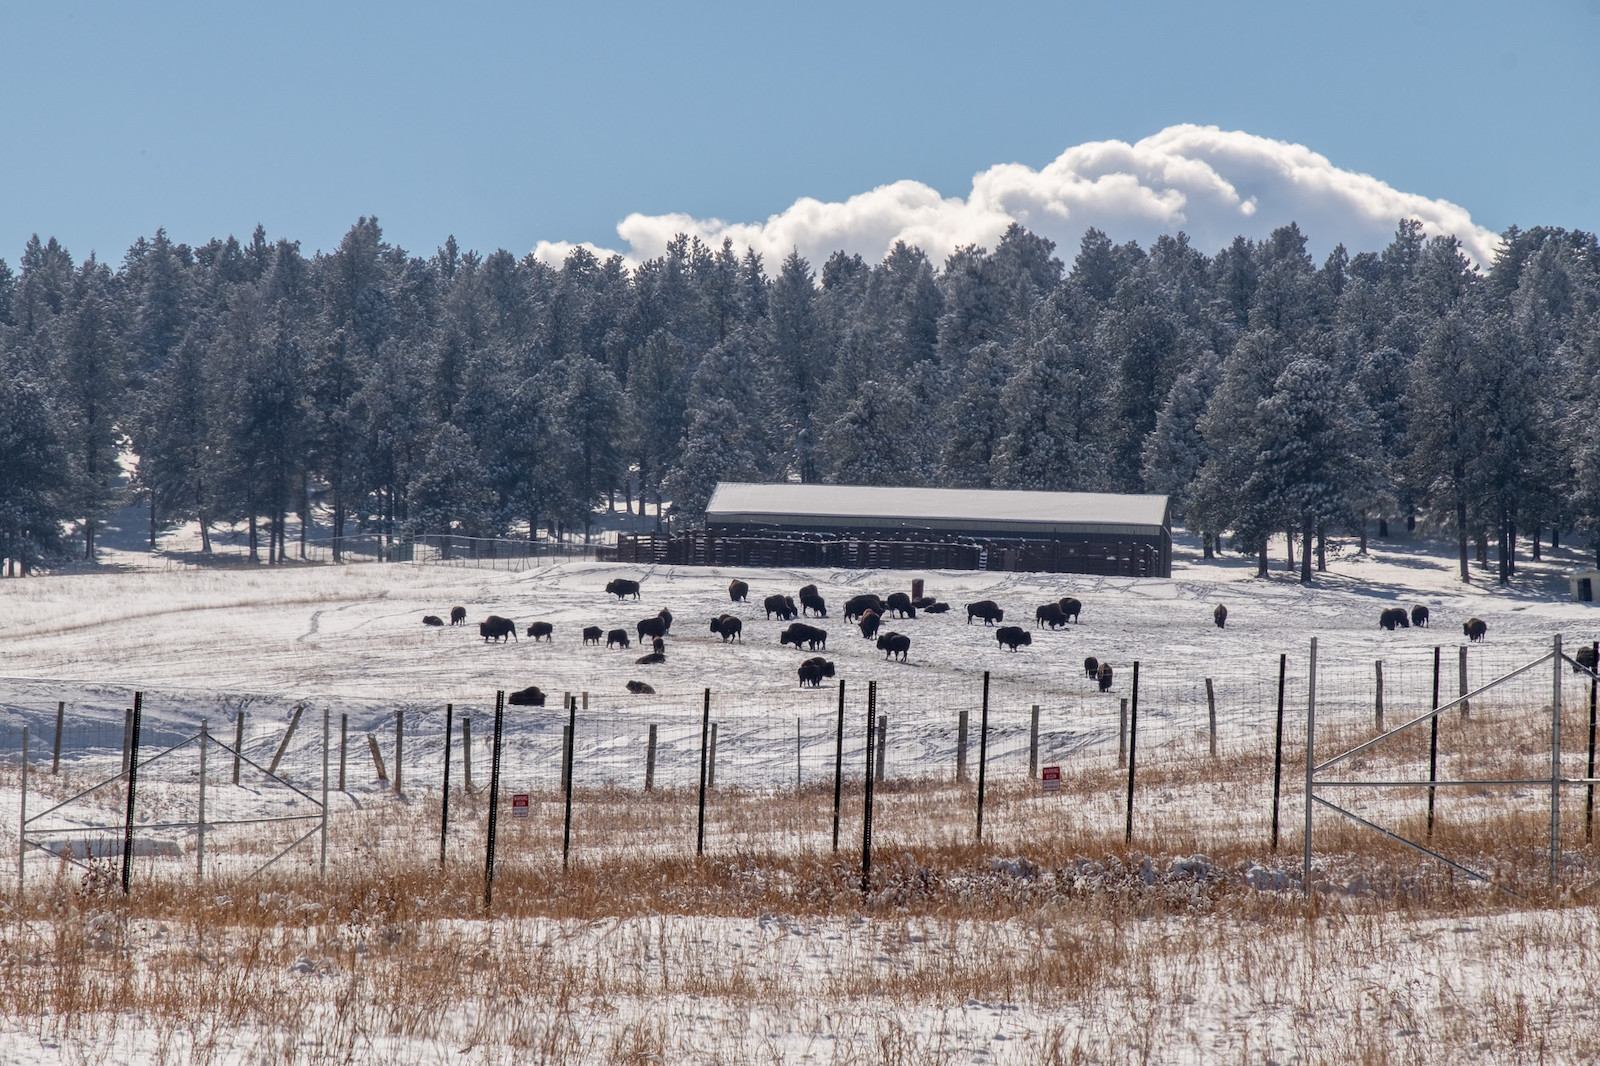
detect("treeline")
(1, 216), (1597, 582)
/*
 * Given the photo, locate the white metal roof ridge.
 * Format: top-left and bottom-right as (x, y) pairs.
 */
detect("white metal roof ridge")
(705, 483), (1170, 530)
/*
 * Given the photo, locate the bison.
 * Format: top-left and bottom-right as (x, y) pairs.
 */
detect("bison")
(606, 628), (631, 649)
(764, 593), (798, 621)
(449, 606), (467, 625)
(858, 609), (883, 640)
(606, 578), (642, 600)
(923, 602), (951, 614)
(877, 631), (911, 661)
(479, 616), (517, 643)
(637, 615), (668, 642)
(728, 579), (749, 602)
(422, 615), (444, 627)
(1213, 604), (1227, 629)
(996, 625), (1032, 651)
(1463, 617), (1488, 642)
(843, 594), (887, 621)
(508, 686), (546, 707)
(1058, 597), (1082, 623)
(1035, 603), (1067, 629)
(912, 596), (937, 610)
(1097, 662), (1114, 692)
(967, 600), (1004, 626)
(636, 650), (666, 665)
(626, 680), (655, 695)
(525, 621), (553, 642)
(798, 657), (836, 687)
(1379, 607), (1410, 631)
(1084, 656), (1099, 679)
(709, 615), (743, 642)
(799, 584), (828, 617)
(781, 622), (828, 651)
(1411, 605), (1430, 628)
(885, 592), (917, 619)
(1574, 646), (1598, 675)
(582, 625), (603, 646)
(657, 607), (673, 634)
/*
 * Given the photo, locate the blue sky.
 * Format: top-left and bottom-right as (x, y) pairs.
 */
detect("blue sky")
(2, 0), (1596, 264)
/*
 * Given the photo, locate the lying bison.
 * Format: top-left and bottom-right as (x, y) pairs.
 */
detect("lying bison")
(1097, 662), (1114, 692)
(525, 621), (553, 642)
(877, 631), (911, 661)
(582, 625), (603, 646)
(709, 615), (743, 642)
(1411, 605), (1430, 628)
(508, 686), (546, 707)
(728, 579), (749, 602)
(1035, 603), (1067, 629)
(781, 622), (828, 651)
(606, 578), (641, 600)
(799, 584), (828, 617)
(1059, 597), (1082, 624)
(967, 600), (1004, 626)
(626, 680), (655, 695)
(912, 596), (937, 610)
(450, 606), (467, 625)
(885, 592), (917, 619)
(606, 628), (631, 649)
(636, 649), (666, 665)
(1379, 607), (1410, 631)
(858, 609), (883, 640)
(798, 657), (836, 688)
(923, 602), (951, 614)
(764, 594), (798, 621)
(1463, 617), (1488, 642)
(480, 616), (517, 643)
(996, 625), (1032, 651)
(1084, 656), (1099, 679)
(422, 615), (444, 627)
(1213, 604), (1227, 629)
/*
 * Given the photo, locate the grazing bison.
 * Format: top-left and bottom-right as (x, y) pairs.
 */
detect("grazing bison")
(1097, 662), (1114, 692)
(1058, 597), (1082, 624)
(843, 594), (887, 621)
(799, 584), (828, 617)
(479, 616), (517, 643)
(1035, 603), (1067, 629)
(637, 615), (668, 642)
(967, 600), (1004, 626)
(1084, 656), (1099, 679)
(606, 628), (631, 649)
(606, 578), (641, 600)
(1463, 617), (1488, 642)
(1574, 646), (1598, 675)
(798, 657), (836, 687)
(1411, 605), (1430, 628)
(1213, 604), (1228, 629)
(449, 606), (467, 625)
(709, 615), (743, 642)
(877, 631), (911, 661)
(582, 625), (603, 645)
(525, 621), (553, 642)
(858, 609), (883, 640)
(508, 686), (546, 707)
(422, 615), (444, 627)
(923, 602), (951, 614)
(636, 650), (666, 665)
(996, 625), (1032, 651)
(764, 593), (798, 621)
(626, 680), (655, 695)
(781, 622), (828, 651)
(885, 592), (917, 619)
(1379, 607), (1410, 631)
(728, 579), (749, 602)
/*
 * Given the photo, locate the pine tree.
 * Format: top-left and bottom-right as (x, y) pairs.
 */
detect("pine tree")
(407, 422), (495, 556)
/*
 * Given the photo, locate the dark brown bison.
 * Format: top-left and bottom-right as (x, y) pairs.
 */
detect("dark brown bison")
(1463, 617), (1488, 642)
(885, 592), (917, 619)
(1097, 662), (1114, 692)
(1058, 597), (1082, 623)
(636, 650), (666, 665)
(422, 615), (444, 627)
(710, 615), (743, 641)
(843, 594), (887, 621)
(996, 625), (1032, 651)
(1379, 607), (1410, 631)
(967, 600), (1004, 625)
(1084, 656), (1099, 679)
(1411, 605), (1430, 628)
(626, 680), (655, 695)
(637, 615), (668, 641)
(923, 602), (950, 614)
(582, 625), (603, 645)
(729, 579), (749, 602)
(606, 628), (631, 649)
(912, 596), (937, 610)
(858, 609), (883, 640)
(877, 632), (911, 661)
(798, 657), (836, 687)
(799, 584), (828, 617)
(525, 621), (553, 642)
(480, 616), (517, 643)
(449, 606), (467, 625)
(1574, 646), (1598, 675)
(508, 686), (546, 707)
(606, 578), (641, 600)
(764, 594), (798, 621)
(1213, 604), (1227, 629)
(657, 607), (673, 634)
(781, 622), (828, 651)
(1035, 603), (1067, 629)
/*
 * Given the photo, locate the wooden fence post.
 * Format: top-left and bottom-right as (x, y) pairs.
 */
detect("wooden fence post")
(645, 724), (658, 791)
(268, 704), (304, 778)
(1374, 661), (1385, 732)
(1028, 705), (1040, 778)
(367, 734), (388, 782)
(1205, 679), (1217, 757)
(51, 702), (63, 775)
(874, 716), (887, 782)
(233, 711), (244, 785)
(956, 708), (969, 782)
(462, 716), (473, 792)
(1118, 699), (1128, 768)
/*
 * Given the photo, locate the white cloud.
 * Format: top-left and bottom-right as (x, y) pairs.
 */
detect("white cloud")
(533, 125), (1501, 270)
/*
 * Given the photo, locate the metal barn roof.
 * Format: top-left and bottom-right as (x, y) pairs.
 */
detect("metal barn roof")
(704, 483), (1170, 538)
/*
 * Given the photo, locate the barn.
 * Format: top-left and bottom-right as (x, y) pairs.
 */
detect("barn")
(608, 483), (1172, 577)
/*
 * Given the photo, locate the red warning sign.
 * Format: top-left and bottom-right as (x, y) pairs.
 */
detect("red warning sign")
(1041, 766), (1061, 793)
(511, 793), (530, 818)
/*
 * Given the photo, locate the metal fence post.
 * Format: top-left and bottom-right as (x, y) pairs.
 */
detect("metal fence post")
(1303, 638), (1318, 894)
(861, 680), (876, 894)
(696, 689), (711, 856)
(338, 713), (348, 791)
(1428, 646), (1441, 837)
(484, 691), (505, 911)
(320, 707), (329, 873)
(197, 719), (208, 881)
(832, 680), (846, 851)
(956, 708), (969, 782)
(233, 711), (244, 785)
(1551, 635), (1563, 888)
(18, 725), (27, 896)
(1271, 653), (1286, 850)
(1124, 664), (1139, 844)
(562, 695), (578, 871)
(50, 702), (63, 775)
(976, 672), (991, 841)
(121, 692), (143, 895)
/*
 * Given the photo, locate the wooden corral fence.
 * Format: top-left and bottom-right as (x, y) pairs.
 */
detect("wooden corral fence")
(602, 531), (1165, 577)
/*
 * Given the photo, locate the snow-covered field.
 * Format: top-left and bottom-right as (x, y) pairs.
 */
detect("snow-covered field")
(2, 528), (1598, 1063)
